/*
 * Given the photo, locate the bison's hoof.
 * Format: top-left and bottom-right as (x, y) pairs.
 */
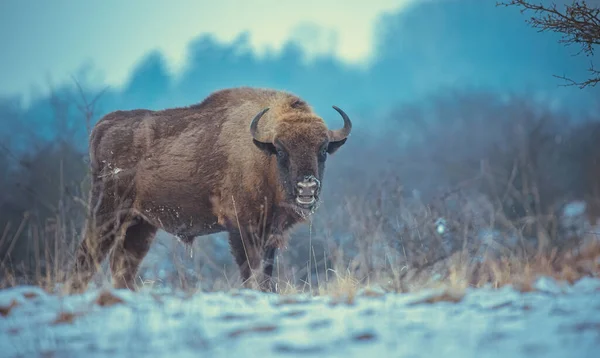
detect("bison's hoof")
(260, 279), (278, 294)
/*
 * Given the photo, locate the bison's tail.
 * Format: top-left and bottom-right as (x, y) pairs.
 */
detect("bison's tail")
(88, 119), (108, 175)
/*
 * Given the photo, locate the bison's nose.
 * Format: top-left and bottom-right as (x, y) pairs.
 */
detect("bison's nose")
(297, 176), (319, 196)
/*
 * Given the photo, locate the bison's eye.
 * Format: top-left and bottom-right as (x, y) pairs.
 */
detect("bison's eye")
(318, 147), (327, 161)
(276, 148), (286, 159)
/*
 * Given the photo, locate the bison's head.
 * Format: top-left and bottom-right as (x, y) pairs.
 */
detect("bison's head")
(250, 104), (351, 211)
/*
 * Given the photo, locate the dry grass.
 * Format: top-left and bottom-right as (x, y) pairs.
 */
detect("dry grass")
(1, 163), (600, 299)
(0, 206), (84, 292)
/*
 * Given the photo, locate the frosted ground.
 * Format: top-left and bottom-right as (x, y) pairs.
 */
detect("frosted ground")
(1, 276), (599, 358)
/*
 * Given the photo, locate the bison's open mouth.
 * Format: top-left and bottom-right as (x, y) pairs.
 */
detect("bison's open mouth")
(296, 195), (316, 207)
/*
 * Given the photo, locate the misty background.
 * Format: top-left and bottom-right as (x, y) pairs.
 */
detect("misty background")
(2, 0), (600, 291)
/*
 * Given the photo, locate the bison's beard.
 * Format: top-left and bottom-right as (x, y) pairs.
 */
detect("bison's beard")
(291, 196), (321, 219)
(277, 195), (320, 220)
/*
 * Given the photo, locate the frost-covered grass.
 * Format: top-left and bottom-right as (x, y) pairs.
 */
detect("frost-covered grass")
(1, 276), (599, 357)
(2, 203), (598, 356)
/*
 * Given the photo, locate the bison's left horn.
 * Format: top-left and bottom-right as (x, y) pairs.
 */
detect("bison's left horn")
(329, 106), (352, 142)
(250, 107), (271, 143)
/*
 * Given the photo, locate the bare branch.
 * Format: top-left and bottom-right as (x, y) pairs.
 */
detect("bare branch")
(69, 76), (109, 136)
(497, 0), (600, 88)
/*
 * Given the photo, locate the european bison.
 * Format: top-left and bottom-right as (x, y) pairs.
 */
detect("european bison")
(67, 87), (351, 293)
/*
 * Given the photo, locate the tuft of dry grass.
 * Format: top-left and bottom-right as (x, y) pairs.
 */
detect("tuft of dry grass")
(474, 240), (600, 288)
(95, 290), (125, 307)
(0, 299), (19, 317)
(52, 311), (81, 325)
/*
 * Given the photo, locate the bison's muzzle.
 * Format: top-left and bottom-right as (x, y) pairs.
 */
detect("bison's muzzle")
(296, 175), (320, 207)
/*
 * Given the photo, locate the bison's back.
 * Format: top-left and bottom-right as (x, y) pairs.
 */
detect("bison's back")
(89, 86), (301, 170)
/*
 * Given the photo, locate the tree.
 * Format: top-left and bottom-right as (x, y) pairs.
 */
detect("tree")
(498, 1), (600, 88)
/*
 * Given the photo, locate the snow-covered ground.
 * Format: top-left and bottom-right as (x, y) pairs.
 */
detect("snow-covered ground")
(1, 277), (599, 358)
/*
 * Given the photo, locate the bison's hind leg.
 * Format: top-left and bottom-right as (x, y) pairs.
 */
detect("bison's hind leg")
(110, 217), (157, 290)
(66, 212), (122, 294)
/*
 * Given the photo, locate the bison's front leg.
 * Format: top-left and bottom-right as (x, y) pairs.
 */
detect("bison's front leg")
(228, 230), (276, 292)
(262, 246), (278, 293)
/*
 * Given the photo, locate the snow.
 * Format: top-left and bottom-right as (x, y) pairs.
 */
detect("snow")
(563, 201), (587, 218)
(1, 278), (599, 357)
(435, 217), (447, 235)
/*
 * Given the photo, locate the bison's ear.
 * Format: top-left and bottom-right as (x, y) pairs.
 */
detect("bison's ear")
(253, 139), (277, 155)
(327, 138), (347, 154)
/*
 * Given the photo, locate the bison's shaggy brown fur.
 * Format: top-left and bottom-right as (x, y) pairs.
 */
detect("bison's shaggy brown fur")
(66, 87), (351, 293)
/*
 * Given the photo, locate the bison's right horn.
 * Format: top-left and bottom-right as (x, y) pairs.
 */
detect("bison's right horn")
(250, 107), (271, 143)
(329, 106), (352, 142)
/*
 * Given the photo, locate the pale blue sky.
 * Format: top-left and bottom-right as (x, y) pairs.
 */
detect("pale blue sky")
(0, 0), (412, 97)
